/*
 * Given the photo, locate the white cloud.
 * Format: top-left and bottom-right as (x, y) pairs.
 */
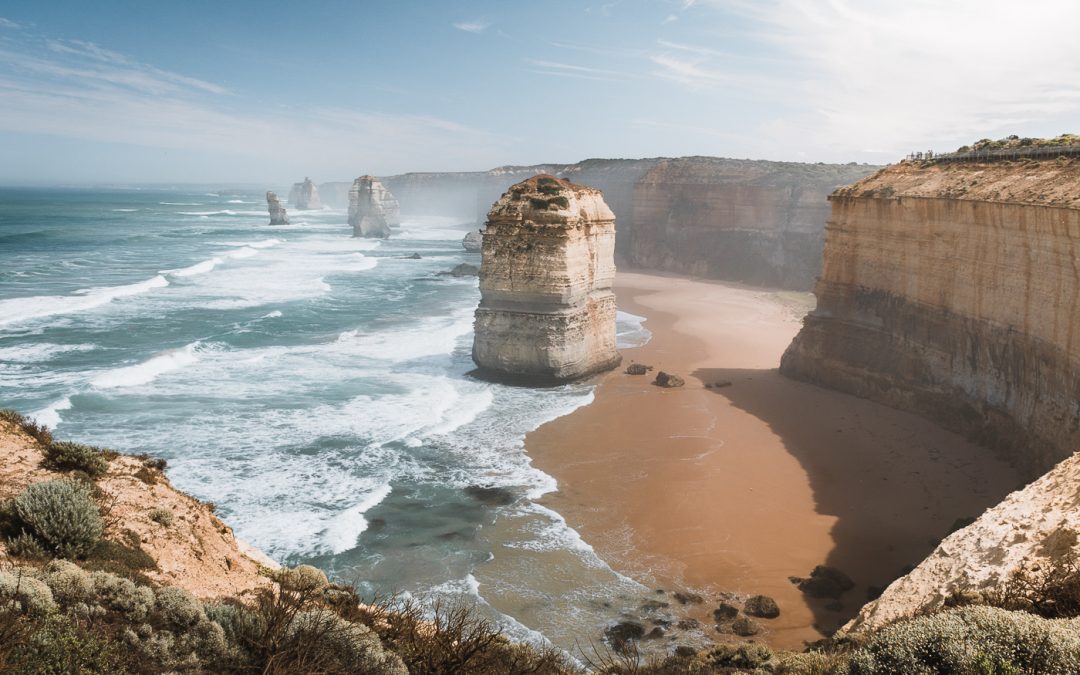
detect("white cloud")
(706, 0), (1080, 156)
(661, 14), (679, 24)
(524, 58), (633, 81)
(0, 17), (19, 29)
(452, 20), (491, 33)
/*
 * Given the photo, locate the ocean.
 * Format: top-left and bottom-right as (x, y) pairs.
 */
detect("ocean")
(0, 186), (657, 652)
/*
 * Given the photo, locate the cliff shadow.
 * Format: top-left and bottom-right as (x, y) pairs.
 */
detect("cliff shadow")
(691, 366), (1022, 636)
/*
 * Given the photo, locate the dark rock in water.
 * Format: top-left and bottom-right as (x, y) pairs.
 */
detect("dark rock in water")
(731, 616), (760, 637)
(675, 618), (700, 631)
(605, 621), (646, 652)
(713, 602), (739, 621)
(462, 230), (483, 252)
(440, 263), (480, 277)
(464, 485), (515, 506)
(714, 380), (733, 388)
(705, 383), (713, 388)
(366, 518), (387, 533)
(790, 565), (855, 599)
(640, 599), (670, 612)
(743, 595), (780, 619)
(645, 626), (666, 640)
(674, 645), (697, 658)
(401, 253), (422, 260)
(654, 371), (685, 388)
(625, 363), (653, 375)
(672, 591), (703, 605)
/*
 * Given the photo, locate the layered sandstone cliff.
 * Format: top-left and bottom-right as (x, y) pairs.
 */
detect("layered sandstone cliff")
(288, 177), (322, 210)
(472, 175), (621, 381)
(781, 157), (1080, 477)
(382, 158), (877, 290)
(628, 158), (876, 289)
(843, 450), (1080, 635)
(348, 175), (399, 238)
(266, 191), (288, 225)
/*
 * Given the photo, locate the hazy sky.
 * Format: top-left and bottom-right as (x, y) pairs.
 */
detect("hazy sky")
(1, 0), (1077, 184)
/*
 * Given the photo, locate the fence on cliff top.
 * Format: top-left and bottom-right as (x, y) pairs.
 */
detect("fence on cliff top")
(905, 144), (1080, 164)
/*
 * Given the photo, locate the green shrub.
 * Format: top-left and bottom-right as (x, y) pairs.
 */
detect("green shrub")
(847, 606), (1080, 674)
(6, 532), (47, 560)
(7, 613), (126, 674)
(40, 560), (94, 606)
(274, 564), (329, 592)
(0, 570), (57, 616)
(12, 480), (103, 559)
(282, 608), (407, 674)
(43, 440), (110, 478)
(154, 586), (204, 629)
(148, 508), (174, 527)
(0, 409), (53, 447)
(88, 570), (156, 622)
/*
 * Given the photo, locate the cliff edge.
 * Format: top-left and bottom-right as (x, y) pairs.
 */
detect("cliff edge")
(472, 175), (621, 381)
(781, 154), (1080, 476)
(0, 416), (275, 600)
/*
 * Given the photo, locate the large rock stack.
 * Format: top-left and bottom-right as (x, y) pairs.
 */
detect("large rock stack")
(472, 175), (621, 382)
(348, 176), (399, 238)
(266, 191), (289, 225)
(288, 177), (322, 210)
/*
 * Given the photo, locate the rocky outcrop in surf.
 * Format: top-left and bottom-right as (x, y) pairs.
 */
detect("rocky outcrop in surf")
(472, 175), (621, 381)
(348, 176), (399, 238)
(780, 152), (1080, 477)
(462, 230), (482, 252)
(266, 191), (288, 225)
(288, 177), (322, 210)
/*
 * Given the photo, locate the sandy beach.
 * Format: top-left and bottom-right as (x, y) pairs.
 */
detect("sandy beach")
(527, 271), (1023, 649)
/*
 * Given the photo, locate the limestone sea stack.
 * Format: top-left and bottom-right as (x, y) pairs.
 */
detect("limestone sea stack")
(266, 191), (288, 225)
(348, 175), (399, 238)
(288, 177), (322, 210)
(472, 175), (621, 382)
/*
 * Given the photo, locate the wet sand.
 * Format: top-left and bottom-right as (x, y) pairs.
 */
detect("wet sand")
(527, 272), (1023, 649)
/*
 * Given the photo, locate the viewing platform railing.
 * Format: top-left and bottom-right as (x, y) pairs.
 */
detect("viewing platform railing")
(906, 145), (1080, 163)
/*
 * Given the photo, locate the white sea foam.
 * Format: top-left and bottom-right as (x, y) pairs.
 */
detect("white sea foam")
(162, 258), (221, 277)
(159, 202), (202, 206)
(616, 310), (651, 348)
(31, 396), (71, 428)
(111, 208), (138, 212)
(178, 209), (265, 217)
(322, 484), (393, 554)
(226, 200), (254, 204)
(90, 341), (209, 389)
(261, 310), (283, 318)
(0, 343), (96, 362)
(0, 275), (169, 328)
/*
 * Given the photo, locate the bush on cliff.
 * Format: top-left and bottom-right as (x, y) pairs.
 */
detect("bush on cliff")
(43, 440), (111, 478)
(10, 479), (103, 559)
(846, 605), (1080, 674)
(0, 409), (52, 447)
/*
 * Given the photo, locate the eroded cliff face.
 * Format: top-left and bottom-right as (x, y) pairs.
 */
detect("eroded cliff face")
(288, 177), (322, 210)
(266, 191), (288, 225)
(348, 175), (399, 238)
(472, 175), (621, 381)
(781, 158), (1080, 477)
(629, 158), (877, 289)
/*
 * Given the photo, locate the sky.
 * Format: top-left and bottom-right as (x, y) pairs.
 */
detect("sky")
(0, 0), (1078, 184)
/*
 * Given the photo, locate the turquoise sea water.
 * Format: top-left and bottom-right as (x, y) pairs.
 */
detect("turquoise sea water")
(0, 187), (658, 650)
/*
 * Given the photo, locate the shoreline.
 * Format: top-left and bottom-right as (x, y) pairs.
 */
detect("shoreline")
(526, 271), (1022, 649)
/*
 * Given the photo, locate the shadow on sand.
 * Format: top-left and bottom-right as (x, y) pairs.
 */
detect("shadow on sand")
(692, 366), (1022, 636)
